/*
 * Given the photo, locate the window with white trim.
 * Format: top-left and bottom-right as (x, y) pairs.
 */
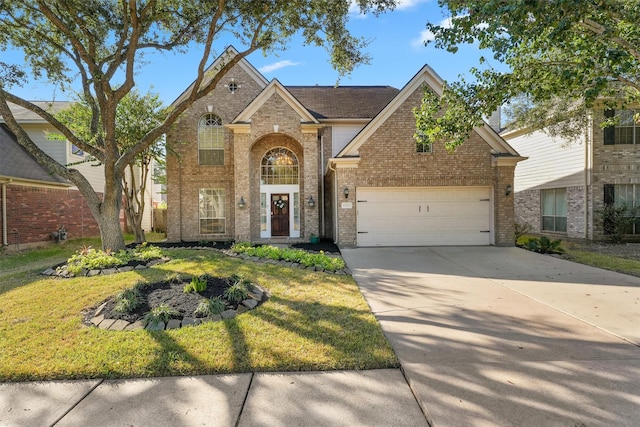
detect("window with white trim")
(541, 188), (567, 232)
(198, 114), (224, 165)
(199, 188), (225, 234)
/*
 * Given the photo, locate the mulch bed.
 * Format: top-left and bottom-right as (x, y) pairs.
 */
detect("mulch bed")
(85, 275), (267, 327)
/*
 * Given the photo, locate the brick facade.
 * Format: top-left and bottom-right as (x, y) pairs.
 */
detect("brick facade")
(166, 54), (520, 247)
(2, 185), (100, 247)
(590, 110), (640, 239)
(166, 64), (321, 243)
(331, 87), (517, 247)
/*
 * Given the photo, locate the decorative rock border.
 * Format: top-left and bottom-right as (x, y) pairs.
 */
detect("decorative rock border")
(88, 284), (269, 332)
(41, 257), (171, 278)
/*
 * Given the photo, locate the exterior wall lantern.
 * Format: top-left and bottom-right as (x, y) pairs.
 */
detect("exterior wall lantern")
(505, 184), (512, 196)
(343, 186), (350, 198)
(307, 196), (316, 208)
(238, 196), (246, 209)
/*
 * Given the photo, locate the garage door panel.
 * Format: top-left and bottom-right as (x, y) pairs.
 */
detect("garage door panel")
(357, 187), (492, 247)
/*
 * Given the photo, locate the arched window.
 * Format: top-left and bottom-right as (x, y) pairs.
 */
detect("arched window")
(198, 114), (224, 165)
(261, 147), (299, 185)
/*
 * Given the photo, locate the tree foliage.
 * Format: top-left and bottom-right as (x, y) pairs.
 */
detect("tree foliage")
(415, 0), (640, 148)
(0, 0), (396, 250)
(56, 90), (166, 243)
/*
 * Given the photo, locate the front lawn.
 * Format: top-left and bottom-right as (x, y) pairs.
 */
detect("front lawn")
(0, 242), (398, 381)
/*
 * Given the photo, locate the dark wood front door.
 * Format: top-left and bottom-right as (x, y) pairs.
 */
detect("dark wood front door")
(271, 194), (289, 236)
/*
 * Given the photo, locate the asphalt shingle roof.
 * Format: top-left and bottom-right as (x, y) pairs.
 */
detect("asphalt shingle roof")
(286, 86), (399, 120)
(0, 124), (68, 185)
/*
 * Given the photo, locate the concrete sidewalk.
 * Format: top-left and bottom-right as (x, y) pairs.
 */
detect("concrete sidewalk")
(342, 246), (640, 427)
(0, 369), (428, 426)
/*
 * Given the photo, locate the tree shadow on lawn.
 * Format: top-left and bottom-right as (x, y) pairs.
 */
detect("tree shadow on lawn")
(130, 294), (396, 377)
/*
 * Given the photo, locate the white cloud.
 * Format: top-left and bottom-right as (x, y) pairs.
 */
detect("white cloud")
(411, 16), (453, 48)
(396, 0), (431, 10)
(349, 0), (430, 18)
(259, 60), (301, 74)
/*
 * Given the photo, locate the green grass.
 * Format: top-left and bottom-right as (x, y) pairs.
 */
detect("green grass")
(565, 250), (640, 277)
(0, 241), (398, 381)
(517, 234), (640, 277)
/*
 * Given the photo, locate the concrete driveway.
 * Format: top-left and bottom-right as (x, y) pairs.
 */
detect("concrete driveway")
(341, 246), (640, 427)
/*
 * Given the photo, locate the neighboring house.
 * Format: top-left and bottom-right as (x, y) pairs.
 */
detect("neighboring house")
(166, 47), (523, 247)
(502, 108), (640, 240)
(1, 101), (154, 246)
(0, 122), (100, 247)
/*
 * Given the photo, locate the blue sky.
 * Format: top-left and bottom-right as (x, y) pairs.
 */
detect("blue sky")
(4, 0), (503, 105)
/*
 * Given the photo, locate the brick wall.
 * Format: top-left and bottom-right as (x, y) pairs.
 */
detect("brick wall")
(2, 185), (100, 246)
(590, 110), (640, 239)
(166, 64), (321, 242)
(166, 65), (264, 242)
(333, 86), (516, 246)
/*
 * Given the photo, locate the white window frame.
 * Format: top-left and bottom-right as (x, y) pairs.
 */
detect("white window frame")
(198, 114), (224, 165)
(199, 188), (226, 234)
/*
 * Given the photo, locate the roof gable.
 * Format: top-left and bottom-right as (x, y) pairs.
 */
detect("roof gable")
(170, 46), (269, 108)
(338, 64), (520, 157)
(0, 124), (70, 186)
(0, 101), (73, 124)
(233, 79), (319, 124)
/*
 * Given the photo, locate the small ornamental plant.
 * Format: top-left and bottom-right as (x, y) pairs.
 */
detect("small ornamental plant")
(183, 276), (207, 293)
(143, 304), (179, 327)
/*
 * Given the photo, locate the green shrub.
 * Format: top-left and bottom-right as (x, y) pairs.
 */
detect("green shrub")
(230, 244), (346, 271)
(143, 304), (179, 326)
(598, 203), (638, 243)
(194, 297), (226, 317)
(525, 236), (564, 254)
(63, 243), (165, 275)
(65, 247), (125, 275)
(132, 243), (165, 261)
(183, 276), (207, 293)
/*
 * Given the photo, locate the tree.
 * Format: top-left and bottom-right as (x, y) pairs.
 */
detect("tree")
(414, 0), (640, 149)
(56, 90), (166, 244)
(0, 0), (395, 251)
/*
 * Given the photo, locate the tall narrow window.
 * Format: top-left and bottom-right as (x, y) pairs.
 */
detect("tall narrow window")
(199, 189), (225, 234)
(198, 114), (224, 165)
(541, 188), (567, 232)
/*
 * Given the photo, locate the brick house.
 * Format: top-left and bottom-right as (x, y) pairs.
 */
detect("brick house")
(166, 47), (524, 247)
(0, 121), (100, 247)
(503, 109), (640, 241)
(1, 101), (159, 247)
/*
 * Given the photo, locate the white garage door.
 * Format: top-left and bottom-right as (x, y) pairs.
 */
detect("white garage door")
(356, 187), (492, 246)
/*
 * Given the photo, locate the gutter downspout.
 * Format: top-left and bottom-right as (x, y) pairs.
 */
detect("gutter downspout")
(585, 112), (593, 239)
(328, 161), (338, 244)
(2, 182), (7, 246)
(320, 135), (325, 237)
(178, 160), (183, 242)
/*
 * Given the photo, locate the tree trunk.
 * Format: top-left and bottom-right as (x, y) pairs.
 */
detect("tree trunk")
(97, 194), (126, 251)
